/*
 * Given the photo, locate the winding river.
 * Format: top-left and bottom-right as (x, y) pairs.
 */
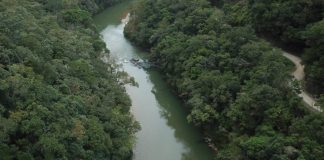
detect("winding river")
(94, 1), (214, 160)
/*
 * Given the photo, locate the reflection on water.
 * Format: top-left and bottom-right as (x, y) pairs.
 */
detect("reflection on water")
(148, 70), (213, 160)
(94, 1), (214, 160)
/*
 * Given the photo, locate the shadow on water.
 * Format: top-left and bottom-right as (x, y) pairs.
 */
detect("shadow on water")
(147, 69), (214, 160)
(94, 0), (134, 31)
(94, 1), (214, 159)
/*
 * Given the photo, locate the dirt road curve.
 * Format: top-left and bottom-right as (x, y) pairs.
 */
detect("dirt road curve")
(282, 52), (323, 112)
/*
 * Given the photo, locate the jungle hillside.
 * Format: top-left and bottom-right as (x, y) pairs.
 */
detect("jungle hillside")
(125, 0), (324, 159)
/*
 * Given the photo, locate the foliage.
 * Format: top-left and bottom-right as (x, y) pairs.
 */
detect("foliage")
(125, 0), (324, 159)
(222, 0), (324, 95)
(302, 20), (324, 95)
(0, 0), (138, 159)
(62, 8), (92, 26)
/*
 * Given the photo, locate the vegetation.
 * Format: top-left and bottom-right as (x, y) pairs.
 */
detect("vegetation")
(125, 0), (324, 159)
(0, 0), (138, 159)
(222, 0), (324, 96)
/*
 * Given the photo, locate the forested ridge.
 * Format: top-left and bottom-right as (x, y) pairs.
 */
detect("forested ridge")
(219, 0), (324, 97)
(125, 0), (324, 159)
(0, 0), (139, 159)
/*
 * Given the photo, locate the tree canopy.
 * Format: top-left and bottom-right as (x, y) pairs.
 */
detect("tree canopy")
(125, 0), (324, 159)
(222, 0), (324, 96)
(0, 0), (138, 159)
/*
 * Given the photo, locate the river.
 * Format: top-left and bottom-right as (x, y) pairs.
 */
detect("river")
(94, 1), (214, 160)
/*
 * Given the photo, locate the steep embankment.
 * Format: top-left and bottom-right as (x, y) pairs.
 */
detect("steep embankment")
(95, 6), (215, 159)
(125, 0), (324, 159)
(0, 0), (137, 159)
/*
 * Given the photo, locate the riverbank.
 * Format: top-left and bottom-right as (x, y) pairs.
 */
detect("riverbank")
(0, 0), (138, 159)
(94, 1), (214, 159)
(122, 0), (324, 159)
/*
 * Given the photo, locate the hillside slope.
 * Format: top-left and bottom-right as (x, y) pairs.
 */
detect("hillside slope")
(0, 0), (138, 159)
(125, 0), (324, 159)
(222, 0), (324, 97)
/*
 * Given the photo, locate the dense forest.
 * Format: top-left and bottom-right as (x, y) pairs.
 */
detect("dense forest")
(220, 0), (324, 96)
(0, 0), (139, 159)
(125, 0), (324, 159)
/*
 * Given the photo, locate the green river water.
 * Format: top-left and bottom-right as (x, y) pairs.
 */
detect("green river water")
(94, 1), (214, 160)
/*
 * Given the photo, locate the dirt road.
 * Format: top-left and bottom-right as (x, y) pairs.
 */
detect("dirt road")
(282, 52), (322, 112)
